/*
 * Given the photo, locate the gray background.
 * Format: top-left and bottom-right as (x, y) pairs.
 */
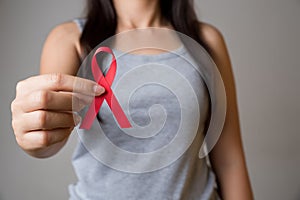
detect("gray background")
(0, 0), (299, 199)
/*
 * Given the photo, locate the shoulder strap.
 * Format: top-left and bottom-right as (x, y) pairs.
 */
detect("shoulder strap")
(73, 18), (86, 33)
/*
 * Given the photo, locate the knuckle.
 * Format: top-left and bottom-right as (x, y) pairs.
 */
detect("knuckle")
(35, 90), (49, 108)
(36, 111), (48, 128)
(49, 73), (63, 88)
(16, 80), (25, 92)
(11, 115), (24, 134)
(37, 131), (50, 147)
(10, 99), (17, 114)
(11, 118), (18, 131)
(15, 135), (24, 147)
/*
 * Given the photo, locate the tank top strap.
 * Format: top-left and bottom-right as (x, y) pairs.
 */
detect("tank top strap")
(73, 18), (86, 33)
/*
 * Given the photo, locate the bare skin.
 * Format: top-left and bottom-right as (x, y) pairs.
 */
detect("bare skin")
(11, 0), (253, 199)
(199, 23), (254, 199)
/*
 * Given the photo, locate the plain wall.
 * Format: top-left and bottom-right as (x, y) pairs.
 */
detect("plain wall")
(0, 0), (299, 199)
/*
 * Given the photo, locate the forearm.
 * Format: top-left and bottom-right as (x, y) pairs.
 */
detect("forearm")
(209, 121), (253, 199)
(213, 154), (254, 199)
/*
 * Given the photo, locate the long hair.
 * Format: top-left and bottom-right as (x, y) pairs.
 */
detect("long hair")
(80, 0), (208, 55)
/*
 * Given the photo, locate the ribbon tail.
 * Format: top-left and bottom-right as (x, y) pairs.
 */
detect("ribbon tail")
(80, 96), (105, 130)
(107, 93), (132, 129)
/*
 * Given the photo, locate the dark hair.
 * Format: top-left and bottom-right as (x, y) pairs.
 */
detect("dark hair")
(80, 0), (208, 55)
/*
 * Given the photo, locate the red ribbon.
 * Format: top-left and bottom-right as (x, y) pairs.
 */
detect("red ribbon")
(80, 47), (132, 130)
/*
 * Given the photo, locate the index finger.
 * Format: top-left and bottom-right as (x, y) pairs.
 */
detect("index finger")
(18, 73), (105, 96)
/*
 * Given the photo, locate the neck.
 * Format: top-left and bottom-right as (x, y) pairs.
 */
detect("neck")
(113, 0), (169, 31)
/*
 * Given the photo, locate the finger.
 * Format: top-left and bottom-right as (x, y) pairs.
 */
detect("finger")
(17, 128), (72, 150)
(17, 73), (105, 97)
(72, 92), (95, 107)
(19, 90), (93, 112)
(17, 110), (79, 132)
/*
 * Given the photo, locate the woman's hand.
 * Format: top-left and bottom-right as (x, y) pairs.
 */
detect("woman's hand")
(11, 73), (105, 158)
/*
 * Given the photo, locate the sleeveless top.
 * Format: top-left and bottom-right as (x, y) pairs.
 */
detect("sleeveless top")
(69, 18), (221, 200)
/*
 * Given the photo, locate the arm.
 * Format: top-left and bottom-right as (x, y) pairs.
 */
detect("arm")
(34, 22), (81, 157)
(11, 22), (105, 158)
(40, 22), (82, 75)
(199, 22), (254, 199)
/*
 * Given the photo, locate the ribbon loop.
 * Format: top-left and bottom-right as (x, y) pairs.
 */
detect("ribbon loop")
(80, 47), (132, 130)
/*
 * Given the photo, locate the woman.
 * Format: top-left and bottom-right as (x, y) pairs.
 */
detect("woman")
(11, 0), (254, 199)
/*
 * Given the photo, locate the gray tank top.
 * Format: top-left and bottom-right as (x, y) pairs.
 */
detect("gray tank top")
(69, 19), (221, 200)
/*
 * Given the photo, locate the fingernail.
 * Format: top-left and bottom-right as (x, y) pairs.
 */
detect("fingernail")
(94, 85), (105, 95)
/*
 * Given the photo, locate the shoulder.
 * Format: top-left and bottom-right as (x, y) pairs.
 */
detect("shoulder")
(48, 21), (80, 38)
(197, 21), (238, 108)
(197, 21), (232, 75)
(45, 21), (82, 55)
(198, 21), (227, 58)
(40, 21), (82, 75)
(197, 21), (241, 141)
